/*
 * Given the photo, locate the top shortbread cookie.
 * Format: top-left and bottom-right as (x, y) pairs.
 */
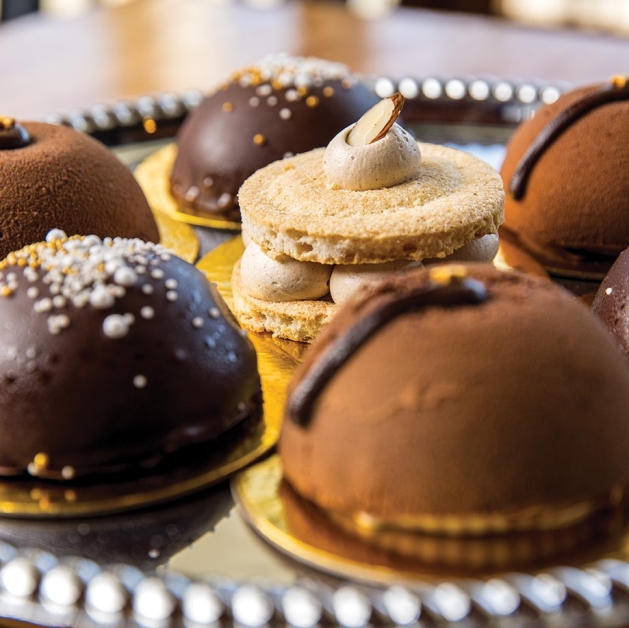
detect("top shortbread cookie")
(239, 143), (504, 265)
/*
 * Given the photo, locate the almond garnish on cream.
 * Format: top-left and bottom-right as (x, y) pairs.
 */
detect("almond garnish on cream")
(323, 93), (422, 191)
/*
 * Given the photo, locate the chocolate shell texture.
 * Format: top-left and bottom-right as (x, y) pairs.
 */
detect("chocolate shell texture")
(501, 78), (629, 259)
(592, 247), (629, 357)
(0, 122), (159, 258)
(0, 233), (261, 480)
(170, 54), (379, 221)
(280, 263), (629, 521)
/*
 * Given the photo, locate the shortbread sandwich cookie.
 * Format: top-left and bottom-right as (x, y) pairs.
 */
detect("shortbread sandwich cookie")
(233, 94), (505, 341)
(279, 263), (629, 562)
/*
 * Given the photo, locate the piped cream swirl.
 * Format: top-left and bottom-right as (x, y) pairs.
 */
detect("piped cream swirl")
(323, 123), (422, 191)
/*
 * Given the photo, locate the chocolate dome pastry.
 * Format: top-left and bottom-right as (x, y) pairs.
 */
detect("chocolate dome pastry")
(279, 263), (629, 565)
(592, 247), (629, 359)
(500, 75), (629, 279)
(170, 53), (379, 223)
(0, 118), (159, 259)
(233, 94), (504, 342)
(0, 231), (261, 481)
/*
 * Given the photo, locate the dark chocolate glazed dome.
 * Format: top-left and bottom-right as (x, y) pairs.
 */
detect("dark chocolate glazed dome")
(280, 264), (629, 534)
(0, 231), (261, 480)
(0, 119), (160, 259)
(592, 247), (629, 358)
(500, 77), (629, 276)
(170, 54), (379, 222)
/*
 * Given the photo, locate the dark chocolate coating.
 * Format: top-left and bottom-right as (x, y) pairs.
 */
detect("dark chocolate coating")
(0, 242), (261, 478)
(592, 247), (629, 358)
(170, 80), (378, 222)
(501, 83), (629, 271)
(0, 122), (159, 258)
(280, 263), (629, 520)
(0, 121), (30, 150)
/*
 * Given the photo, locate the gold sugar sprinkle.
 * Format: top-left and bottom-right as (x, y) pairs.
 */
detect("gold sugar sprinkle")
(0, 117), (15, 130)
(222, 101), (234, 112)
(33, 452), (50, 470)
(0, 286), (12, 297)
(253, 133), (266, 146)
(297, 86), (309, 96)
(306, 95), (319, 108)
(323, 86), (335, 97)
(611, 75), (628, 89)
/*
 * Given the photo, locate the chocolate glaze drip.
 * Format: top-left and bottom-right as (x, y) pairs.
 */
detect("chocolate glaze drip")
(510, 79), (629, 200)
(0, 119), (30, 150)
(288, 277), (488, 426)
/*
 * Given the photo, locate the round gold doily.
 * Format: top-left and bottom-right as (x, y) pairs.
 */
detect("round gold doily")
(135, 144), (241, 231)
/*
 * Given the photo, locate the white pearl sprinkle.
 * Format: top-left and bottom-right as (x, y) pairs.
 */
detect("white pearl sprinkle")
(114, 266), (138, 287)
(90, 285), (115, 309)
(166, 291), (178, 302)
(182, 583), (223, 624)
(133, 577), (176, 621)
(102, 314), (130, 339)
(27, 287), (39, 299)
(382, 586), (421, 625)
(61, 465), (75, 480)
(606, 287), (613, 295)
(0, 556), (39, 597)
(40, 565), (83, 606)
(86, 572), (128, 614)
(217, 193), (232, 208)
(46, 229), (67, 243)
(133, 375), (147, 389)
(285, 89), (299, 102)
(267, 95), (278, 106)
(249, 96), (260, 107)
(279, 107), (292, 120)
(165, 278), (178, 289)
(209, 307), (220, 319)
(52, 295), (66, 308)
(140, 306), (154, 320)
(151, 269), (164, 280)
(142, 284), (154, 295)
(256, 84), (272, 96)
(192, 317), (204, 328)
(34, 298), (53, 313)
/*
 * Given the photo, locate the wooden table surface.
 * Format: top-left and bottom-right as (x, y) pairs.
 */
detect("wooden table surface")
(2, 0), (629, 119)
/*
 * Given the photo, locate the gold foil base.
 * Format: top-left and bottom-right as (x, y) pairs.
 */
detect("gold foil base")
(135, 144), (242, 231)
(233, 456), (629, 583)
(153, 207), (199, 263)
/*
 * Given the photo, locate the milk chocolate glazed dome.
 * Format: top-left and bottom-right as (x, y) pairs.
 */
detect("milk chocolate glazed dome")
(500, 77), (629, 277)
(0, 119), (159, 258)
(170, 54), (378, 222)
(280, 264), (629, 535)
(0, 233), (261, 480)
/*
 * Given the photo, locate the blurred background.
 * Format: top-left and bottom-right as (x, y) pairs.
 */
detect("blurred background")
(4, 0), (629, 32)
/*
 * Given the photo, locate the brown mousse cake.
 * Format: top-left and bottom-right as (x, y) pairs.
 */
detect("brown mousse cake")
(279, 263), (629, 559)
(170, 53), (378, 223)
(0, 231), (261, 480)
(0, 119), (159, 259)
(592, 247), (629, 359)
(500, 76), (629, 278)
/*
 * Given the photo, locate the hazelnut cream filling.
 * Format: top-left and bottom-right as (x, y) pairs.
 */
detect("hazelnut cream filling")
(240, 235), (498, 305)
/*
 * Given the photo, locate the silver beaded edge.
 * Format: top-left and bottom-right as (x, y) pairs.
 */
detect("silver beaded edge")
(0, 539), (626, 627)
(40, 77), (571, 134)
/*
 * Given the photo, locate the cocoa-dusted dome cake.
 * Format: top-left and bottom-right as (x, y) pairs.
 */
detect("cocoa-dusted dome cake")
(500, 76), (629, 278)
(0, 118), (159, 259)
(592, 247), (629, 358)
(279, 264), (629, 553)
(0, 231), (261, 480)
(170, 53), (379, 223)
